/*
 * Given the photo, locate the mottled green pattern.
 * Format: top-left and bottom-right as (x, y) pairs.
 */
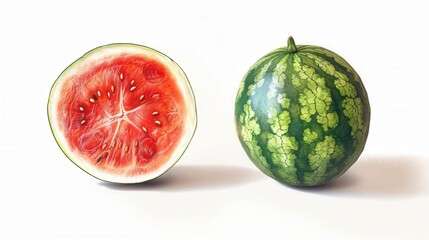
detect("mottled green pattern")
(304, 135), (344, 184)
(235, 38), (370, 186)
(239, 101), (275, 178)
(303, 128), (318, 144)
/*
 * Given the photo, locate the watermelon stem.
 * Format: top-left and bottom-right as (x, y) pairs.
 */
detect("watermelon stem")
(286, 36), (298, 53)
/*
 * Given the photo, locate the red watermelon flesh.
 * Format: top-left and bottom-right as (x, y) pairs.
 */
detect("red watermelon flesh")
(48, 44), (197, 183)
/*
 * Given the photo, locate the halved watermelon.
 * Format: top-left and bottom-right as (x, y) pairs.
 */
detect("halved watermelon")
(48, 44), (197, 184)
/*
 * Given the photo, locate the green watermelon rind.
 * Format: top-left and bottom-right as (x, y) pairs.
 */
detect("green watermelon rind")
(235, 37), (370, 187)
(48, 43), (197, 184)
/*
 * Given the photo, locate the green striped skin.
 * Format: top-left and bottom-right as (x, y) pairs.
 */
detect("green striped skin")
(235, 37), (370, 186)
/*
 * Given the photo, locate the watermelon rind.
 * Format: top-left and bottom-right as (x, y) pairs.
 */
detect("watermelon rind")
(235, 37), (370, 187)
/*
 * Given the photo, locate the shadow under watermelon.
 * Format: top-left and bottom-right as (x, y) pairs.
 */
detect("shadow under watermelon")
(99, 164), (265, 191)
(292, 155), (429, 199)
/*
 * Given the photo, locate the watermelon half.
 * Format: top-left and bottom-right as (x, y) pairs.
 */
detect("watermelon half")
(48, 44), (197, 184)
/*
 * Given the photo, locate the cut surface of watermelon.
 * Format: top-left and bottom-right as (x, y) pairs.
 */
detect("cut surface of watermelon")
(48, 44), (197, 183)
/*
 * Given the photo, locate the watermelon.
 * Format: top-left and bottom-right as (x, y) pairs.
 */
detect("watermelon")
(48, 44), (197, 184)
(235, 37), (370, 186)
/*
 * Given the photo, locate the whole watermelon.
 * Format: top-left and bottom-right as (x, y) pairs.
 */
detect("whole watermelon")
(235, 37), (370, 186)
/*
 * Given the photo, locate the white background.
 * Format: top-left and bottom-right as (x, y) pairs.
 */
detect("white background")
(1, 0), (428, 239)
